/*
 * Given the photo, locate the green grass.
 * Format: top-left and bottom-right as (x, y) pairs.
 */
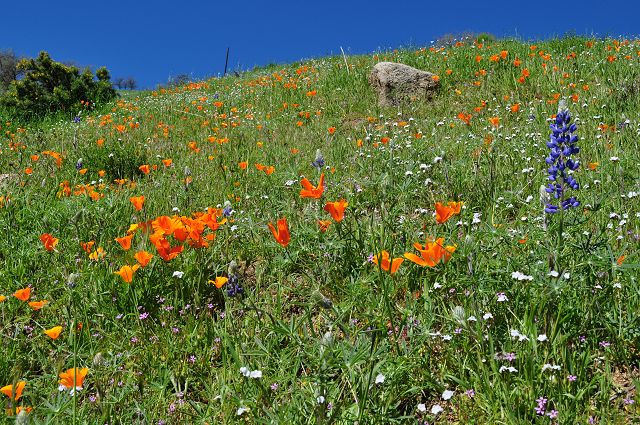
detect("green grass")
(0, 36), (639, 424)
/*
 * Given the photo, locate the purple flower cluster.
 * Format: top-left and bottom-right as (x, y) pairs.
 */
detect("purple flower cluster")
(545, 109), (580, 213)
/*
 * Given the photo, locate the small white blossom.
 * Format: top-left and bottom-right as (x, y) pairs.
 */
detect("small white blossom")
(417, 403), (427, 413)
(172, 271), (184, 278)
(511, 271), (533, 281)
(431, 404), (444, 415)
(442, 390), (454, 400)
(375, 373), (385, 384)
(537, 334), (548, 342)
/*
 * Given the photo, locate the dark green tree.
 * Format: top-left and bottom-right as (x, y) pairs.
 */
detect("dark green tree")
(0, 51), (117, 118)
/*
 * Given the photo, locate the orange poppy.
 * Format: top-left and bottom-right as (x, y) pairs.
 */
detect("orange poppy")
(114, 264), (140, 283)
(372, 251), (403, 274)
(435, 201), (463, 224)
(28, 300), (48, 310)
(324, 200), (348, 222)
(238, 161), (248, 170)
(138, 164), (150, 174)
(318, 220), (332, 232)
(88, 247), (106, 261)
(510, 103), (520, 113)
(162, 158), (173, 167)
(25, 167), (33, 175)
(13, 287), (30, 302)
(299, 173), (325, 199)
(1, 381), (25, 401)
(44, 326), (63, 340)
(328, 127), (336, 135)
(58, 368), (88, 392)
(0, 295), (5, 303)
(457, 113), (472, 125)
(134, 250), (154, 267)
(40, 233), (59, 251)
(488, 117), (500, 127)
(208, 276), (228, 288)
(404, 238), (456, 267)
(115, 234), (134, 250)
(130, 195), (145, 211)
(268, 217), (290, 247)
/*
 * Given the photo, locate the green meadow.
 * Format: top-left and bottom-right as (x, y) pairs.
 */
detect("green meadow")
(0, 36), (639, 423)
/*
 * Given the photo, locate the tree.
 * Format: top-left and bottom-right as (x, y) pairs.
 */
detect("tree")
(0, 51), (117, 118)
(0, 49), (19, 92)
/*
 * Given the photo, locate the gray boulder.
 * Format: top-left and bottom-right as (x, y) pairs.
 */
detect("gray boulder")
(369, 62), (439, 107)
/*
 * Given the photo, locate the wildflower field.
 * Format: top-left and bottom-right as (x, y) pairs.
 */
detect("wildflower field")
(1, 36), (639, 424)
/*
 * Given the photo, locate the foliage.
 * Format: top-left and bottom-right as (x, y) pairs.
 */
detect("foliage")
(0, 51), (117, 119)
(0, 49), (20, 93)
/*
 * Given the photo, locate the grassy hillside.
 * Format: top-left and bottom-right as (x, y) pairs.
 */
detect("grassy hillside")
(0, 36), (639, 423)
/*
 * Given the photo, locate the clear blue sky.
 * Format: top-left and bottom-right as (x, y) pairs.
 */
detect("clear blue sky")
(3, 0), (638, 89)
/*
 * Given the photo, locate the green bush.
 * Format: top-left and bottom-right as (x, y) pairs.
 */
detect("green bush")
(0, 51), (117, 119)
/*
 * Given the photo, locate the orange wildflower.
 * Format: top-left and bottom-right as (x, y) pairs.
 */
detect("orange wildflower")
(115, 234), (134, 250)
(238, 161), (248, 170)
(88, 247), (106, 261)
(488, 117), (500, 127)
(0, 295), (5, 302)
(587, 162), (599, 171)
(25, 167), (33, 175)
(435, 201), (463, 224)
(134, 250), (154, 267)
(138, 164), (150, 174)
(328, 127), (336, 135)
(44, 326), (63, 340)
(114, 264), (140, 283)
(404, 238), (456, 267)
(318, 220), (332, 232)
(208, 276), (228, 288)
(13, 287), (30, 301)
(299, 173), (325, 199)
(268, 217), (290, 247)
(130, 195), (145, 211)
(457, 112), (472, 125)
(1, 381), (25, 401)
(58, 368), (88, 393)
(40, 233), (59, 251)
(28, 300), (48, 310)
(323, 199), (348, 222)
(510, 103), (520, 113)
(372, 250), (403, 274)
(162, 158), (173, 167)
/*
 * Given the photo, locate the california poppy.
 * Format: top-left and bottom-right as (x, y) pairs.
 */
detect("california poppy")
(238, 161), (248, 170)
(44, 326), (63, 340)
(1, 381), (25, 401)
(58, 368), (88, 393)
(299, 173), (325, 199)
(372, 250), (403, 274)
(28, 300), (48, 310)
(208, 276), (228, 288)
(268, 217), (290, 247)
(40, 233), (59, 251)
(0, 295), (5, 302)
(13, 287), (30, 301)
(488, 117), (500, 127)
(114, 264), (140, 283)
(115, 234), (134, 251)
(138, 164), (150, 175)
(404, 238), (456, 267)
(435, 201), (463, 224)
(130, 195), (145, 211)
(318, 220), (331, 232)
(324, 200), (348, 222)
(134, 250), (154, 267)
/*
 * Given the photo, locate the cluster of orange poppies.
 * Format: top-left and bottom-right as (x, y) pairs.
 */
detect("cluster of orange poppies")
(373, 202), (462, 274)
(2, 368), (90, 415)
(268, 173), (350, 247)
(1, 286), (48, 311)
(113, 207), (226, 283)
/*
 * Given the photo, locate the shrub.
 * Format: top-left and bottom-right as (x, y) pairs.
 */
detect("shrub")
(0, 51), (117, 119)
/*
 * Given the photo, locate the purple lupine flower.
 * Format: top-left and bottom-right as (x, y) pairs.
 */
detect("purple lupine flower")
(544, 108), (580, 213)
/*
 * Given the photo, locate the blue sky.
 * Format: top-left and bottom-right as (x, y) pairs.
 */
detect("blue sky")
(3, 0), (638, 89)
